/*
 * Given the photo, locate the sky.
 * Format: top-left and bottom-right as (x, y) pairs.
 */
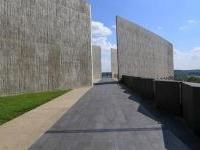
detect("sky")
(89, 0), (200, 72)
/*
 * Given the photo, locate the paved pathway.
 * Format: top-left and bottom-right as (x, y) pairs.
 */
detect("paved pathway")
(30, 79), (200, 150)
(0, 87), (91, 150)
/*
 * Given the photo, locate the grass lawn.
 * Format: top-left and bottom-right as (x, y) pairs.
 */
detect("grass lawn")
(0, 90), (70, 125)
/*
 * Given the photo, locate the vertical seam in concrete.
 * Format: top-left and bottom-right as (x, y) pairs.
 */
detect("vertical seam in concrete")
(89, 4), (94, 85)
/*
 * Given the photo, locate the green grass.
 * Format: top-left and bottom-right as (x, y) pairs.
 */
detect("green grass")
(0, 90), (70, 125)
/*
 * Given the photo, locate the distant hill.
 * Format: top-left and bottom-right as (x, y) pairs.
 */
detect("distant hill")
(175, 70), (200, 76)
(174, 70), (200, 83)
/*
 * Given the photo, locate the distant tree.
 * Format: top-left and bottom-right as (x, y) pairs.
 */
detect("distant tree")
(187, 77), (200, 83)
(174, 70), (188, 81)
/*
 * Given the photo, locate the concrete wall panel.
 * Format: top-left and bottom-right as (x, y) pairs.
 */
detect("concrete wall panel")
(0, 0), (92, 95)
(182, 82), (200, 134)
(116, 16), (174, 79)
(92, 45), (101, 80)
(122, 75), (154, 99)
(155, 80), (181, 115)
(111, 48), (118, 78)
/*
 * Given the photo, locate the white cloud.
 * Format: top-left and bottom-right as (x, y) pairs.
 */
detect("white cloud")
(187, 19), (197, 24)
(179, 19), (199, 31)
(179, 25), (189, 31)
(91, 20), (117, 72)
(174, 47), (200, 70)
(157, 26), (163, 30)
(92, 21), (112, 37)
(111, 25), (116, 30)
(92, 36), (116, 50)
(91, 20), (116, 50)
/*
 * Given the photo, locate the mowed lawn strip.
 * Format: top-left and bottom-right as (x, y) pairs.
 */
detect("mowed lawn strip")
(0, 90), (70, 125)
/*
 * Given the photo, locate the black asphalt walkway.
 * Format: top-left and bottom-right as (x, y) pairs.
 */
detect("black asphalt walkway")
(30, 79), (200, 150)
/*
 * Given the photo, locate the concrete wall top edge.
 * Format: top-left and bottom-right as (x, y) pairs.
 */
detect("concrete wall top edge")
(116, 16), (173, 47)
(182, 82), (200, 88)
(155, 80), (181, 83)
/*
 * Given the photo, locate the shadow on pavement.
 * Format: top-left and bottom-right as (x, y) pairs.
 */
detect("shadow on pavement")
(120, 84), (200, 150)
(94, 78), (118, 85)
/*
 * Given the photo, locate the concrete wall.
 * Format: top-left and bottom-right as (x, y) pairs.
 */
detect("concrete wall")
(111, 48), (118, 79)
(182, 82), (200, 134)
(122, 75), (155, 99)
(116, 16), (174, 79)
(0, 0), (92, 95)
(155, 80), (181, 115)
(92, 45), (101, 81)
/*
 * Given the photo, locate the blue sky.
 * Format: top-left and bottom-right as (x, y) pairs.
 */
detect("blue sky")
(89, 0), (200, 72)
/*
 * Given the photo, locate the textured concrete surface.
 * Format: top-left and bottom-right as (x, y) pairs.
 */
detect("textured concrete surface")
(0, 86), (91, 150)
(0, 0), (92, 95)
(111, 48), (118, 79)
(92, 45), (101, 81)
(116, 16), (174, 80)
(155, 80), (181, 115)
(30, 79), (200, 150)
(182, 82), (200, 134)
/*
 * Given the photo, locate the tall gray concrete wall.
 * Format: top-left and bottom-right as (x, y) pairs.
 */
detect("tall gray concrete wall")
(92, 45), (101, 80)
(0, 0), (92, 95)
(116, 16), (174, 79)
(111, 48), (118, 78)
